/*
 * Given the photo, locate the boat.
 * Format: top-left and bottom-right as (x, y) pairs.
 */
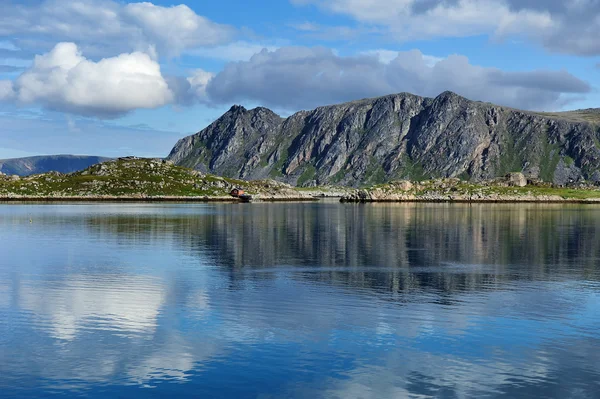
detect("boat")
(239, 194), (253, 203)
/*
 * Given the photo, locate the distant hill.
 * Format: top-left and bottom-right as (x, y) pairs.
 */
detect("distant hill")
(0, 157), (314, 200)
(0, 155), (111, 176)
(168, 91), (600, 187)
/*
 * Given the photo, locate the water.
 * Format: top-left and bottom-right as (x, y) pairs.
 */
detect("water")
(1, 202), (599, 398)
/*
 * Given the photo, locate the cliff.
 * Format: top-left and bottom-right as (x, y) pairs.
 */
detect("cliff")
(168, 91), (600, 187)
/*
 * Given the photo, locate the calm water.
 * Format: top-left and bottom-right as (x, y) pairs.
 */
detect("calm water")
(1, 202), (599, 398)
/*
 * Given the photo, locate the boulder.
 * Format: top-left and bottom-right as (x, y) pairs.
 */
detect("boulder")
(506, 172), (527, 187)
(391, 180), (414, 191)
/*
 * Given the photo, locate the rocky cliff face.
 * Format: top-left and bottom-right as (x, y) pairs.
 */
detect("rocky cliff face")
(168, 91), (600, 187)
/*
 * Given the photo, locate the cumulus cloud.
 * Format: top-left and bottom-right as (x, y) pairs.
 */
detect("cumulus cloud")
(204, 47), (590, 111)
(2, 44), (591, 116)
(0, 0), (235, 57)
(187, 69), (215, 101)
(360, 49), (443, 66)
(0, 80), (15, 101)
(292, 0), (600, 56)
(188, 41), (280, 62)
(163, 69), (215, 106)
(11, 42), (173, 118)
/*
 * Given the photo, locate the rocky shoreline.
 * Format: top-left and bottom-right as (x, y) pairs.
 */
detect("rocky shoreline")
(340, 173), (600, 204)
(2, 160), (600, 204)
(0, 194), (319, 202)
(340, 194), (600, 204)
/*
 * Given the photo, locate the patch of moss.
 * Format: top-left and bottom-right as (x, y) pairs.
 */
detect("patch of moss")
(539, 140), (560, 182)
(564, 156), (575, 167)
(180, 142), (212, 169)
(331, 168), (347, 184)
(269, 147), (289, 178)
(297, 165), (317, 186)
(458, 171), (471, 181)
(497, 136), (524, 176)
(401, 155), (427, 181)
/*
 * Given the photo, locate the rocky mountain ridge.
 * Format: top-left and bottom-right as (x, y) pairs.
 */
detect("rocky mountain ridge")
(168, 91), (600, 187)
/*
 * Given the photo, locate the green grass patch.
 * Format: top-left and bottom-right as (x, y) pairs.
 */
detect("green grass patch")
(331, 168), (347, 184)
(297, 165), (317, 186)
(564, 156), (575, 167)
(539, 140), (560, 182)
(401, 155), (427, 181)
(269, 147), (289, 178)
(497, 136), (524, 175)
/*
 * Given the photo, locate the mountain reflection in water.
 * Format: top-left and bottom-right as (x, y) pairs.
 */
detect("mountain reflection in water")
(1, 202), (599, 398)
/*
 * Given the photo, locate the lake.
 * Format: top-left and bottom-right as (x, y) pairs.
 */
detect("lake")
(1, 202), (599, 398)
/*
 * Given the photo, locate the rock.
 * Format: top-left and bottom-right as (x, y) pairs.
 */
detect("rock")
(10, 175), (20, 181)
(391, 180), (414, 191)
(167, 91), (600, 187)
(506, 172), (527, 187)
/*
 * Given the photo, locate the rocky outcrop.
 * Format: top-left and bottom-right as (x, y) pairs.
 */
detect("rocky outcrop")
(506, 172), (527, 187)
(168, 91), (600, 187)
(340, 177), (600, 203)
(0, 157), (317, 201)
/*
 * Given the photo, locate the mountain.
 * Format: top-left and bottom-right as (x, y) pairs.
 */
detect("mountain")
(167, 91), (600, 187)
(0, 155), (111, 176)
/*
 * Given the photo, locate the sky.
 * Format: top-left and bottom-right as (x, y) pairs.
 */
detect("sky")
(0, 0), (599, 159)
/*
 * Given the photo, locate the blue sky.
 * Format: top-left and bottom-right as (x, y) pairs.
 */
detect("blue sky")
(0, 0), (599, 159)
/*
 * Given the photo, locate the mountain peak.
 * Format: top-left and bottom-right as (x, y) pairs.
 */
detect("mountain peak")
(227, 104), (247, 113)
(435, 91), (463, 101)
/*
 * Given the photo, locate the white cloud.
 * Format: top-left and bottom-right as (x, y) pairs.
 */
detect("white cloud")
(11, 42), (173, 118)
(123, 2), (235, 57)
(293, 0), (600, 55)
(19, 275), (166, 341)
(0, 80), (15, 101)
(292, 0), (549, 40)
(187, 69), (215, 101)
(361, 49), (443, 66)
(204, 47), (590, 111)
(189, 41), (280, 62)
(0, 0), (235, 57)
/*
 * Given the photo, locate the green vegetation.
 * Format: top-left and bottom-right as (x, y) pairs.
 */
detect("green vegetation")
(331, 168), (348, 184)
(3, 157), (600, 203)
(497, 136), (524, 175)
(0, 158), (305, 199)
(180, 142), (212, 169)
(297, 165), (317, 186)
(458, 171), (471, 181)
(269, 147), (289, 178)
(364, 159), (386, 185)
(539, 138), (560, 182)
(539, 110), (600, 125)
(401, 155), (427, 181)
(349, 178), (600, 202)
(564, 156), (575, 167)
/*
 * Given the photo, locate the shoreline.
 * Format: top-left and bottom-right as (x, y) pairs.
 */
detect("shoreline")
(340, 197), (600, 204)
(0, 195), (320, 202)
(2, 195), (600, 204)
